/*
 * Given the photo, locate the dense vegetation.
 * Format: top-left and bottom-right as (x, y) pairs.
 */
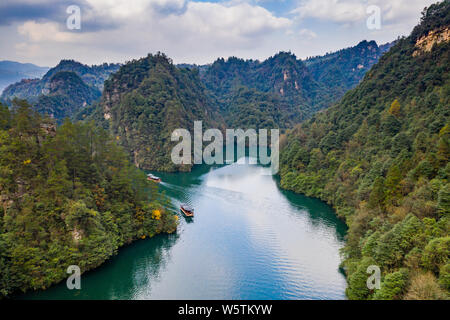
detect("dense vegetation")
(200, 41), (390, 130)
(305, 40), (394, 103)
(35, 71), (101, 122)
(40, 60), (120, 91)
(201, 53), (319, 129)
(0, 100), (178, 298)
(87, 53), (222, 172)
(1, 60), (120, 121)
(280, 1), (449, 300)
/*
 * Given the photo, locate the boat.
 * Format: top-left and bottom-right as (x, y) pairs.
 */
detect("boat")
(180, 204), (194, 217)
(147, 174), (161, 183)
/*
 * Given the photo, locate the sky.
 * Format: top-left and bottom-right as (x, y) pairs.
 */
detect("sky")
(0, 0), (438, 67)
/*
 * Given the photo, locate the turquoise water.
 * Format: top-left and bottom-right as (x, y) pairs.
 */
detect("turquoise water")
(22, 159), (347, 299)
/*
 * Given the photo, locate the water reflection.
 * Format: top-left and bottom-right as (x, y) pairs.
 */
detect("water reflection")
(21, 158), (347, 300)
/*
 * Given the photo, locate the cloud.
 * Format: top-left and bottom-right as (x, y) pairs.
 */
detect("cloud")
(298, 28), (317, 39)
(8, 1), (292, 65)
(18, 21), (79, 42)
(292, 0), (365, 23)
(0, 0), (70, 25)
(166, 2), (291, 40)
(292, 0), (436, 26)
(1, 0), (435, 67)
(15, 1), (291, 45)
(151, 0), (188, 15)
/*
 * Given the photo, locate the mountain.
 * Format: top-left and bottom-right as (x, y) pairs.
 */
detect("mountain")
(201, 53), (322, 129)
(34, 71), (101, 121)
(0, 100), (177, 297)
(305, 40), (395, 102)
(0, 61), (48, 94)
(280, 0), (449, 300)
(40, 60), (121, 91)
(1, 60), (120, 121)
(200, 40), (392, 130)
(79, 40), (393, 172)
(86, 53), (222, 172)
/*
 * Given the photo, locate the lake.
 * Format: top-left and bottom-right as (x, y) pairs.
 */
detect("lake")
(22, 158), (347, 299)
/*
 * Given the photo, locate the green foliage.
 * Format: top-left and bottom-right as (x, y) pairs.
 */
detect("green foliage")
(35, 71), (101, 122)
(0, 101), (177, 297)
(88, 53), (222, 172)
(422, 237), (450, 273)
(373, 269), (409, 300)
(439, 263), (450, 290)
(437, 183), (450, 215)
(306, 40), (393, 104)
(201, 42), (388, 130)
(346, 256), (377, 300)
(369, 177), (385, 210)
(280, 0), (450, 299)
(1, 60), (119, 121)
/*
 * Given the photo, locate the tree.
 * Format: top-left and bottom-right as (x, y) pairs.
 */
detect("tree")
(437, 183), (450, 215)
(388, 99), (401, 118)
(384, 164), (402, 204)
(373, 269), (409, 300)
(369, 177), (385, 209)
(422, 237), (450, 273)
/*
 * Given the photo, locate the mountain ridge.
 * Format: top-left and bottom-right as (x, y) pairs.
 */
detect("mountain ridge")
(279, 0), (449, 300)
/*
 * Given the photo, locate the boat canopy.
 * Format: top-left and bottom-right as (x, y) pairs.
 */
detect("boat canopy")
(181, 204), (194, 212)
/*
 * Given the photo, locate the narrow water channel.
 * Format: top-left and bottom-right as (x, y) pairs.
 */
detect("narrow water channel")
(23, 159), (347, 299)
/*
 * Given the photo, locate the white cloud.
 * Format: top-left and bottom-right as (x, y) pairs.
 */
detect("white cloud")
(10, 0), (292, 65)
(18, 21), (79, 42)
(2, 0), (437, 66)
(16, 1), (291, 44)
(298, 28), (317, 39)
(292, 0), (436, 26)
(165, 2), (291, 40)
(292, 0), (365, 23)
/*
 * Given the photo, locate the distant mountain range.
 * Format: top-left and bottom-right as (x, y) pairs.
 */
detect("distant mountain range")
(0, 61), (49, 94)
(199, 40), (395, 129)
(76, 40), (394, 171)
(1, 60), (120, 122)
(1, 39), (394, 170)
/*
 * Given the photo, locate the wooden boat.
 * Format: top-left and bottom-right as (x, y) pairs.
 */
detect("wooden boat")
(147, 174), (161, 183)
(180, 204), (194, 217)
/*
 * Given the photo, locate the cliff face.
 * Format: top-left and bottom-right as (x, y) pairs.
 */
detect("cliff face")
(98, 53), (221, 171)
(413, 27), (450, 56)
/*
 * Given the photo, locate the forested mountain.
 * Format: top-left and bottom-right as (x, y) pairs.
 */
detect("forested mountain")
(0, 61), (48, 94)
(77, 41), (393, 172)
(0, 100), (178, 297)
(85, 53), (222, 172)
(40, 60), (121, 91)
(200, 40), (392, 130)
(35, 72), (101, 122)
(305, 40), (395, 102)
(280, 0), (449, 300)
(201, 53), (322, 129)
(1, 60), (120, 121)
